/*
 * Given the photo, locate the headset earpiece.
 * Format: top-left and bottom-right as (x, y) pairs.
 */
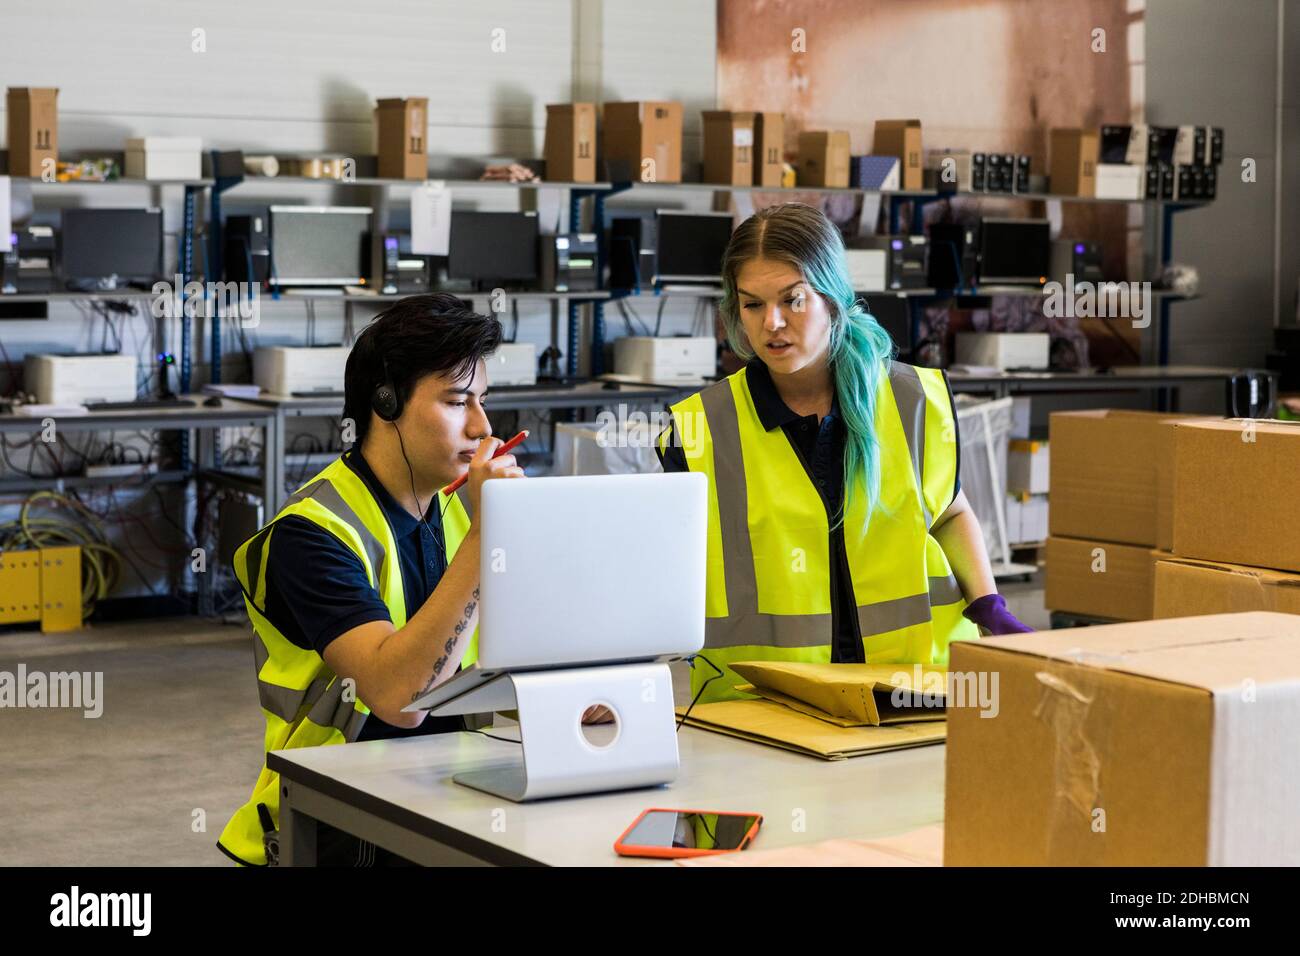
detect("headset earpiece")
(371, 354), (401, 422)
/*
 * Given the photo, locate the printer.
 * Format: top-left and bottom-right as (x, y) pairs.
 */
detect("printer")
(253, 346), (351, 396)
(486, 344), (538, 387)
(25, 353), (139, 405)
(613, 336), (716, 384)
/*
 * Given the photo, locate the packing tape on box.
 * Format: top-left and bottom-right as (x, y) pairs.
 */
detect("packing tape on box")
(1032, 667), (1102, 827)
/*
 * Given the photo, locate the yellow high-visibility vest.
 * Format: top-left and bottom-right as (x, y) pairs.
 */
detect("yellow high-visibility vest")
(217, 454), (474, 866)
(661, 361), (978, 704)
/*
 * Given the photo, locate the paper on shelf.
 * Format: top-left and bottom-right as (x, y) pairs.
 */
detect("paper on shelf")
(411, 180), (451, 256)
(0, 177), (11, 252)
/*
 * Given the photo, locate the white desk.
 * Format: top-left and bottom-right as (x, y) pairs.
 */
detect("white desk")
(268, 728), (945, 866)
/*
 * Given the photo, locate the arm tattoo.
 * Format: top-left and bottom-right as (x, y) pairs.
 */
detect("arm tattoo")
(410, 587), (481, 702)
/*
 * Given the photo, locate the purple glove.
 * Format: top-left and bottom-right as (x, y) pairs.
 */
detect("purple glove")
(963, 593), (1034, 635)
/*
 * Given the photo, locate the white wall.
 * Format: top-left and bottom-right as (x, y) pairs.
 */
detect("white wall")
(0, 0), (720, 598)
(1145, 0), (1288, 390)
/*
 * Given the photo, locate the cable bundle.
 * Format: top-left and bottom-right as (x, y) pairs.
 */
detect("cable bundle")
(0, 491), (124, 618)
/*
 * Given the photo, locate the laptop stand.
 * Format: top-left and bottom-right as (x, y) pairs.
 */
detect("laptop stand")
(430, 662), (679, 802)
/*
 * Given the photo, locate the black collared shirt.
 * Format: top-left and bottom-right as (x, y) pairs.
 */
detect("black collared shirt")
(656, 359), (960, 663)
(261, 449), (463, 740)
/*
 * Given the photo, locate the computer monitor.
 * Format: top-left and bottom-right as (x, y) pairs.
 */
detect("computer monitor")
(60, 208), (163, 287)
(268, 205), (371, 286)
(977, 218), (1051, 285)
(405, 472), (706, 713)
(448, 211), (539, 285)
(655, 210), (733, 283)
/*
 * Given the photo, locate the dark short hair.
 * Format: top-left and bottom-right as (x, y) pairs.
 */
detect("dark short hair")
(343, 293), (502, 444)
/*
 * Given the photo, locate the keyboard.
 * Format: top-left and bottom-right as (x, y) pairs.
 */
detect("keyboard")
(83, 398), (198, 411)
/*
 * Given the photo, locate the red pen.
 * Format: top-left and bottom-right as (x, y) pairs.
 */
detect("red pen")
(441, 430), (529, 496)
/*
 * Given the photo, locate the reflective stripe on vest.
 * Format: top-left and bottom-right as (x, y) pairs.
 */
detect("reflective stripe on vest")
(218, 454), (474, 865)
(670, 361), (978, 703)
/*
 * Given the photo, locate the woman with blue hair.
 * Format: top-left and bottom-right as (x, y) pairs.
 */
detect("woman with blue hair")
(657, 203), (1030, 705)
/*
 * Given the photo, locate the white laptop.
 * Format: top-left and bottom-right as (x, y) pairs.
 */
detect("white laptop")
(404, 471), (707, 714)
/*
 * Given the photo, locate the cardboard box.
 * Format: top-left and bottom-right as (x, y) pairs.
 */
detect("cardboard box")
(1045, 535), (1157, 621)
(1049, 409), (1200, 546)
(946, 612), (1300, 865)
(375, 97), (428, 180)
(797, 131), (850, 188)
(1155, 557), (1300, 618)
(872, 119), (923, 190)
(1048, 127), (1098, 197)
(6, 87), (58, 177)
(1152, 415), (1221, 549)
(544, 103), (596, 184)
(753, 112), (784, 187)
(124, 137), (202, 181)
(1007, 439), (1050, 494)
(1172, 418), (1300, 573)
(602, 101), (682, 183)
(701, 111), (755, 185)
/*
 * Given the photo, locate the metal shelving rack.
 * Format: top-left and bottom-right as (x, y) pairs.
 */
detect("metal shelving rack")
(595, 180), (1224, 405)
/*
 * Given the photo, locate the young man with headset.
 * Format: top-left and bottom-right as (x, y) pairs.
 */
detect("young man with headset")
(218, 293), (524, 866)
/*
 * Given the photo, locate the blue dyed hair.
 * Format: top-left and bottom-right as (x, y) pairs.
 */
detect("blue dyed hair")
(719, 203), (896, 529)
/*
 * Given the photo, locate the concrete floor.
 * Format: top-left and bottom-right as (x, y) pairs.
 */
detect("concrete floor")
(0, 576), (1050, 866)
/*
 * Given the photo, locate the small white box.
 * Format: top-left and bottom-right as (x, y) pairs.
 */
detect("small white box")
(1010, 396), (1032, 439)
(1007, 439), (1050, 494)
(125, 137), (203, 181)
(844, 249), (887, 292)
(1094, 163), (1144, 200)
(954, 332), (1050, 371)
(613, 336), (716, 384)
(253, 346), (350, 396)
(1006, 492), (1048, 545)
(486, 343), (537, 386)
(25, 353), (138, 405)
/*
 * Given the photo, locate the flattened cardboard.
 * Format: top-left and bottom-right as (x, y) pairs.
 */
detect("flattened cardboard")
(1045, 535), (1158, 621)
(731, 660), (947, 725)
(1172, 418), (1300, 574)
(945, 612), (1300, 865)
(1154, 556), (1300, 618)
(678, 699), (946, 760)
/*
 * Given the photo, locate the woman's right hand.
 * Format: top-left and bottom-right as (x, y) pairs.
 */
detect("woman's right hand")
(466, 435), (525, 523)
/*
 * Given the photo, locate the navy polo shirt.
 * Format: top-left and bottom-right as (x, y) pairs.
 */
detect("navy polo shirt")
(656, 358), (960, 663)
(260, 449), (464, 740)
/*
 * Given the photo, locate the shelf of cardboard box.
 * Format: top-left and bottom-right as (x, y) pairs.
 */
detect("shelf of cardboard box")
(229, 175), (1209, 206)
(13, 176), (215, 188)
(606, 181), (1209, 206)
(234, 175), (613, 191)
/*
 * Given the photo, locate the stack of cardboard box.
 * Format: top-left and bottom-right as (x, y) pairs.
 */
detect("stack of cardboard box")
(946, 611), (1300, 865)
(1154, 418), (1300, 616)
(1045, 409), (1203, 621)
